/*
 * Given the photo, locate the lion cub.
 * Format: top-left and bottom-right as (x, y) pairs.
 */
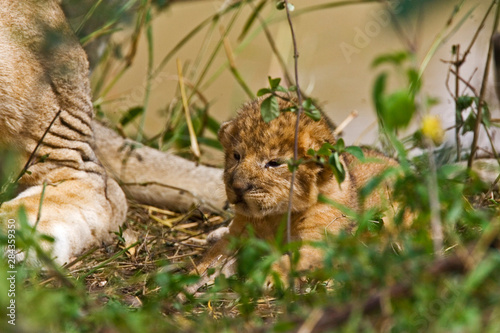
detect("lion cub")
(190, 96), (398, 290)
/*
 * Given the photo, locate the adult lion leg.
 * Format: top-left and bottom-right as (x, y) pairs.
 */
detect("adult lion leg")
(0, 171), (126, 265)
(0, 1), (127, 264)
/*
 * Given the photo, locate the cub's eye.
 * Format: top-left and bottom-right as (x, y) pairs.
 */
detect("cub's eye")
(233, 152), (241, 161)
(265, 159), (283, 168)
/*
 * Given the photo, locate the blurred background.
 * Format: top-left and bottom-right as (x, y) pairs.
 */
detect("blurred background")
(63, 0), (497, 164)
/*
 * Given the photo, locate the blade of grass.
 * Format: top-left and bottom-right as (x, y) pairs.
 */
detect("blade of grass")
(203, 0), (375, 91)
(79, 0), (137, 46)
(177, 58), (201, 159)
(75, 0), (105, 34)
(151, 1), (243, 81)
(419, 1), (476, 78)
(189, 18), (217, 82)
(137, 1), (154, 143)
(292, 0), (379, 17)
(80, 241), (140, 279)
(91, 42), (114, 98)
(252, 0), (294, 87)
(222, 31), (255, 99)
(34, 181), (47, 231)
(238, 0), (268, 41)
(23, 181), (48, 265)
(187, 4), (244, 102)
(94, 0), (149, 101)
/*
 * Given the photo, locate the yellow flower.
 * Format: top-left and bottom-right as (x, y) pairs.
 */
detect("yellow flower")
(421, 115), (444, 146)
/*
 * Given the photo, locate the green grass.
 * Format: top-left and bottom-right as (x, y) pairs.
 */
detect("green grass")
(1, 0), (500, 332)
(0, 187), (499, 332)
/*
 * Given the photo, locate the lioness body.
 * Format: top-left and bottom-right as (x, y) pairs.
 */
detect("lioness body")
(0, 0), (223, 264)
(191, 96), (398, 288)
(0, 0), (127, 264)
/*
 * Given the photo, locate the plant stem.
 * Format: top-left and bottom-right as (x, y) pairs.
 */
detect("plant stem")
(454, 44), (462, 161)
(427, 142), (444, 257)
(81, 241), (140, 279)
(450, 0), (495, 161)
(468, 0), (500, 168)
(15, 109), (63, 183)
(250, 1), (294, 86)
(283, 0), (304, 250)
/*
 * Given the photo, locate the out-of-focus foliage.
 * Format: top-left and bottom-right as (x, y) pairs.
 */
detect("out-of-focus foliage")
(0, 0), (499, 332)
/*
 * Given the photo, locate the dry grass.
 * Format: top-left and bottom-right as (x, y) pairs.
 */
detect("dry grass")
(41, 199), (282, 324)
(71, 201), (225, 292)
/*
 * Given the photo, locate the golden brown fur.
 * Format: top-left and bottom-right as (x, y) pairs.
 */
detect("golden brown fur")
(188, 96), (399, 291)
(0, 0), (128, 264)
(0, 0), (225, 265)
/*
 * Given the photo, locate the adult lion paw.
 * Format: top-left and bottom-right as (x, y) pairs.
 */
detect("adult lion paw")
(0, 170), (127, 265)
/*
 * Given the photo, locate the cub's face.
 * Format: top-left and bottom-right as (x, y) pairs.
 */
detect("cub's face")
(218, 97), (336, 218)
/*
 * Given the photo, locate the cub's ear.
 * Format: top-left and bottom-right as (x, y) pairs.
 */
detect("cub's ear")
(218, 120), (234, 148)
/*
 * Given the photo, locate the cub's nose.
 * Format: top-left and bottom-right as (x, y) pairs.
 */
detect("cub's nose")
(231, 178), (253, 199)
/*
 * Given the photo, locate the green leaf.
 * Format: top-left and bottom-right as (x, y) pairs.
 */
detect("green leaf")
(461, 113), (476, 134)
(345, 146), (365, 160)
(282, 106), (297, 113)
(304, 109), (321, 121)
(276, 85), (288, 93)
(387, 131), (409, 167)
(367, 216), (384, 233)
(456, 95), (474, 112)
(479, 100), (491, 128)
(261, 95), (280, 123)
(333, 138), (345, 153)
(95, 105), (105, 119)
(464, 253), (500, 294)
(316, 142), (335, 156)
(287, 158), (303, 172)
(407, 68), (421, 94)
(373, 72), (387, 122)
(371, 51), (410, 68)
(383, 89), (415, 130)
(302, 98), (314, 111)
(119, 106), (143, 126)
(317, 194), (357, 217)
(301, 98), (320, 121)
(426, 96), (440, 108)
(276, 0), (285, 10)
(307, 148), (317, 157)
(257, 88), (272, 97)
(329, 151), (345, 184)
(40, 234), (55, 243)
(274, 321), (296, 332)
(268, 76), (281, 90)
(207, 267), (216, 277)
(38, 154), (50, 163)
